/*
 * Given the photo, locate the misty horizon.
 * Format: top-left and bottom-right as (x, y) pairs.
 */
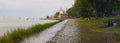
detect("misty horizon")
(0, 0), (74, 18)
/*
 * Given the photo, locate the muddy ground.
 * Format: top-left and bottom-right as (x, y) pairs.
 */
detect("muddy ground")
(49, 19), (115, 43)
(21, 19), (115, 43)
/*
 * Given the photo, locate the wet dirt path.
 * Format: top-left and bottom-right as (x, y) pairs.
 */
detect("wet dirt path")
(49, 19), (115, 43)
(48, 19), (81, 43)
(21, 19), (114, 43)
(20, 20), (68, 43)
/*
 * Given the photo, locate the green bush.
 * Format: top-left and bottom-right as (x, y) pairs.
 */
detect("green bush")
(77, 17), (120, 42)
(0, 21), (60, 43)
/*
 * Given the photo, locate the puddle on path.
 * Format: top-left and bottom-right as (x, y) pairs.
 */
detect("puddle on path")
(49, 19), (81, 43)
(20, 20), (68, 43)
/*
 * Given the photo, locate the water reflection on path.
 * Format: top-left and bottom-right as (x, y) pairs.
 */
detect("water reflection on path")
(21, 20), (68, 43)
(49, 19), (81, 43)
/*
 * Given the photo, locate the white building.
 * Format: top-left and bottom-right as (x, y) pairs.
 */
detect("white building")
(58, 8), (68, 19)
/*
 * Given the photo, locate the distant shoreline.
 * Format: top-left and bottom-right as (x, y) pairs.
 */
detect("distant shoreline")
(0, 18), (57, 21)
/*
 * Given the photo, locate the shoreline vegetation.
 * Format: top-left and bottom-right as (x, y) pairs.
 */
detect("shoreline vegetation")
(0, 20), (62, 43)
(76, 17), (120, 42)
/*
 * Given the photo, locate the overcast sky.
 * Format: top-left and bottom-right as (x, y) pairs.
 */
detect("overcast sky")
(0, 0), (74, 18)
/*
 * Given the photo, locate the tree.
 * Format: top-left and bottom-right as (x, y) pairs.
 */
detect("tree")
(67, 0), (94, 18)
(67, 8), (77, 17)
(67, 0), (120, 18)
(54, 12), (59, 19)
(46, 16), (49, 19)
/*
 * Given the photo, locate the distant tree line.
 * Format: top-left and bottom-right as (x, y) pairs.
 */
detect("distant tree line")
(67, 0), (120, 18)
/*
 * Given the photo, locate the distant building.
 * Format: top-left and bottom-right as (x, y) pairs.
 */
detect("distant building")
(57, 8), (68, 19)
(46, 8), (69, 20)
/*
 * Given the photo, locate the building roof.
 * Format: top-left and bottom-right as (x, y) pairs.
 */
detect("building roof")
(59, 8), (67, 15)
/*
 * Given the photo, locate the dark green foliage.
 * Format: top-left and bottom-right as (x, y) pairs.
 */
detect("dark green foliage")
(67, 0), (120, 18)
(77, 17), (120, 42)
(114, 33), (120, 42)
(46, 16), (50, 19)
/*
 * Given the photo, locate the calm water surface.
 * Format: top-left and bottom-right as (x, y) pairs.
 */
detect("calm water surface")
(0, 18), (57, 36)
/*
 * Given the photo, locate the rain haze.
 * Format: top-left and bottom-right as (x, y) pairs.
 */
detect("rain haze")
(0, 0), (74, 18)
(0, 0), (74, 36)
(0, 0), (120, 43)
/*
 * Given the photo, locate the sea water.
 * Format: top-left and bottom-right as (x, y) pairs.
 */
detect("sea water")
(0, 18), (57, 36)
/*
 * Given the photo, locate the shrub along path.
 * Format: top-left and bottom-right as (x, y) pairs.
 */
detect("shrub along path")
(0, 20), (60, 43)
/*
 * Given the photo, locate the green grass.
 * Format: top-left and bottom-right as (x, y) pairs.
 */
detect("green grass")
(97, 17), (120, 42)
(76, 18), (102, 32)
(114, 33), (120, 42)
(0, 20), (61, 43)
(76, 17), (120, 42)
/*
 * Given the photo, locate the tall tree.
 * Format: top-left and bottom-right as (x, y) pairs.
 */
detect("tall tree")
(67, 0), (120, 18)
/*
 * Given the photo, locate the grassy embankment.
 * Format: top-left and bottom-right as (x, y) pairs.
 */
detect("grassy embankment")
(0, 20), (62, 43)
(76, 17), (120, 42)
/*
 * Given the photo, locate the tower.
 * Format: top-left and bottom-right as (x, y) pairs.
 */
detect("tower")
(58, 8), (63, 19)
(58, 8), (68, 19)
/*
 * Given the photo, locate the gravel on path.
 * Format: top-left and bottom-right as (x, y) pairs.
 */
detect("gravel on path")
(48, 19), (81, 43)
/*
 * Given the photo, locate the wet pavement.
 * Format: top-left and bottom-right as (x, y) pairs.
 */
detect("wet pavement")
(48, 19), (114, 43)
(20, 20), (68, 43)
(48, 19), (81, 43)
(21, 19), (114, 43)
